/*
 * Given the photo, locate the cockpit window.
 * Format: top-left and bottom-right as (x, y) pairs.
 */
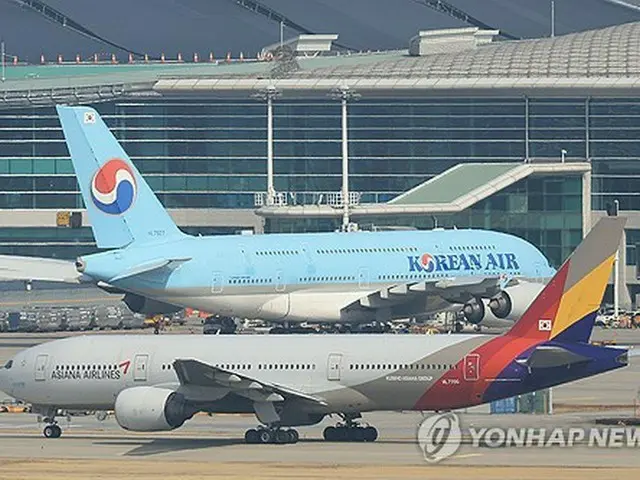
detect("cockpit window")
(3, 360), (12, 369)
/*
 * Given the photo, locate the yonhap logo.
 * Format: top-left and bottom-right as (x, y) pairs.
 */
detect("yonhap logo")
(417, 412), (462, 463)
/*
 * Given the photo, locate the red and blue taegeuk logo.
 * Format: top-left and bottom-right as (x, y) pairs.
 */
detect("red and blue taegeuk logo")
(90, 158), (137, 215)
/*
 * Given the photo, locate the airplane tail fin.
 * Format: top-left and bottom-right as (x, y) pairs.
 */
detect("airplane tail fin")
(507, 217), (626, 343)
(56, 106), (184, 249)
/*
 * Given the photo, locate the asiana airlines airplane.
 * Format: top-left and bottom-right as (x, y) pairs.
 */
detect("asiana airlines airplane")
(0, 217), (628, 442)
(0, 106), (556, 328)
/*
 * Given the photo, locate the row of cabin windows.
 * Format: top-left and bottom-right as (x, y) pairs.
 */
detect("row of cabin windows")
(55, 364), (116, 371)
(258, 364), (316, 370)
(229, 278), (272, 284)
(317, 247), (418, 255)
(251, 245), (497, 257)
(300, 276), (356, 282)
(449, 245), (496, 251)
(160, 363), (317, 371)
(256, 250), (299, 256)
(378, 273), (454, 281)
(349, 363), (455, 371)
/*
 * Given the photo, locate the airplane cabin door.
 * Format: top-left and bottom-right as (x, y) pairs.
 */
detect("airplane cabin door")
(133, 354), (149, 382)
(276, 269), (285, 292)
(463, 354), (480, 381)
(34, 354), (48, 381)
(326, 353), (343, 381)
(358, 267), (369, 290)
(211, 271), (223, 294)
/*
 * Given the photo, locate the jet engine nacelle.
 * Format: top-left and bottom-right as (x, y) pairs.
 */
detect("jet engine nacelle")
(123, 293), (182, 315)
(462, 296), (498, 325)
(488, 283), (545, 320)
(114, 387), (193, 432)
(461, 296), (515, 329)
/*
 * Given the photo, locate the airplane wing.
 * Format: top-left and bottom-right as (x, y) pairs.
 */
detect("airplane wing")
(342, 276), (512, 320)
(0, 255), (89, 283)
(515, 345), (591, 370)
(109, 257), (191, 282)
(172, 358), (328, 406)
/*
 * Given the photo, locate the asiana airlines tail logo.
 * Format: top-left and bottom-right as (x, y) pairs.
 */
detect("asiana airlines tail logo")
(408, 252), (520, 273)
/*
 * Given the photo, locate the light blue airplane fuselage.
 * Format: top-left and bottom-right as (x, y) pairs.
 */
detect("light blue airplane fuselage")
(79, 228), (554, 323)
(56, 105), (555, 325)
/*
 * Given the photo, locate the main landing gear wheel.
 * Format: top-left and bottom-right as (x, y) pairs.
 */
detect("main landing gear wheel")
(245, 427), (299, 444)
(323, 424), (378, 442)
(43, 424), (62, 438)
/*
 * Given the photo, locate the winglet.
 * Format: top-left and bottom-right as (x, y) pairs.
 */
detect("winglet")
(507, 217), (626, 342)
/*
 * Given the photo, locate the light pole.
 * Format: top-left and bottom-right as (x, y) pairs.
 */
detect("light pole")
(613, 199), (620, 318)
(1, 40), (5, 83)
(561, 148), (567, 163)
(329, 85), (360, 231)
(252, 85), (281, 206)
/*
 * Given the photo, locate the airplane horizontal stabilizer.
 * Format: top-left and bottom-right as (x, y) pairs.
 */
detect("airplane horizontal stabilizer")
(108, 258), (191, 283)
(0, 255), (89, 284)
(516, 345), (590, 369)
(173, 358), (328, 406)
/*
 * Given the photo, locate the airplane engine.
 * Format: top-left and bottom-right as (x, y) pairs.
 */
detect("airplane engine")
(123, 293), (182, 315)
(462, 297), (488, 325)
(488, 283), (545, 320)
(461, 296), (506, 327)
(114, 387), (193, 432)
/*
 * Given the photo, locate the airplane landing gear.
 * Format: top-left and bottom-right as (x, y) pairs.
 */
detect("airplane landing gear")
(42, 419), (62, 438)
(244, 426), (299, 444)
(38, 406), (62, 439)
(323, 414), (378, 442)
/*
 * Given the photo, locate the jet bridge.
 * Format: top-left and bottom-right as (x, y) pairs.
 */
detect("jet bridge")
(256, 160), (592, 235)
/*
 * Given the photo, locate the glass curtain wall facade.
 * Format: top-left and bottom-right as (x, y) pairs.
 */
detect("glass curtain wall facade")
(267, 177), (583, 269)
(0, 96), (634, 260)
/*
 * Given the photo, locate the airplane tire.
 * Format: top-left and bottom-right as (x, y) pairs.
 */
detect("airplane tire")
(363, 426), (378, 442)
(43, 425), (61, 439)
(258, 429), (273, 444)
(323, 426), (336, 441)
(348, 427), (365, 442)
(275, 429), (290, 444)
(288, 429), (299, 443)
(244, 429), (259, 444)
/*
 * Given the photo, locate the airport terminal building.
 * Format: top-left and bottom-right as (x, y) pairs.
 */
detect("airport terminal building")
(1, 3), (640, 303)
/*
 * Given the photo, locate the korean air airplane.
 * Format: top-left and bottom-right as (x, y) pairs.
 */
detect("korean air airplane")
(0, 106), (556, 328)
(0, 217), (628, 442)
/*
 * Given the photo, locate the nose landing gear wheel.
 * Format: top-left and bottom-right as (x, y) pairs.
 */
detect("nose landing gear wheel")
(43, 424), (61, 438)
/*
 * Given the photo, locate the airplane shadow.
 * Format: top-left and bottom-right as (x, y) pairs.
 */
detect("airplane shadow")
(93, 437), (414, 456)
(94, 437), (245, 456)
